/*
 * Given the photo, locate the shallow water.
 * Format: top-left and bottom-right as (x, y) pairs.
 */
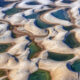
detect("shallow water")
(0, 1), (13, 7)
(29, 69), (51, 80)
(51, 9), (70, 21)
(64, 32), (80, 48)
(71, 59), (80, 72)
(48, 52), (74, 61)
(78, 8), (80, 15)
(63, 26), (75, 31)
(0, 44), (12, 53)
(24, 13), (38, 19)
(28, 42), (41, 59)
(0, 0), (80, 79)
(3, 78), (9, 80)
(62, 0), (74, 4)
(24, 10), (46, 19)
(0, 69), (6, 77)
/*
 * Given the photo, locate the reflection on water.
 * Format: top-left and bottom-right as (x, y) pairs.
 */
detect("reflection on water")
(29, 69), (51, 80)
(48, 52), (74, 61)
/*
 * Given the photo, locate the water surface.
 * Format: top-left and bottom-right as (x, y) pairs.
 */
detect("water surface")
(3, 7), (26, 15)
(0, 1), (14, 7)
(78, 8), (80, 14)
(24, 13), (38, 19)
(28, 42), (41, 59)
(0, 43), (12, 53)
(63, 26), (75, 31)
(51, 9), (71, 21)
(26, 1), (40, 5)
(64, 32), (80, 48)
(35, 18), (53, 29)
(48, 52), (74, 61)
(29, 69), (51, 80)
(71, 59), (80, 72)
(62, 0), (74, 4)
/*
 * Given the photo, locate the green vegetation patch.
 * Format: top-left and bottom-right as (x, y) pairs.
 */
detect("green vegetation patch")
(71, 59), (80, 72)
(29, 69), (51, 80)
(48, 52), (74, 61)
(0, 43), (12, 53)
(28, 42), (41, 59)
(64, 32), (80, 48)
(0, 70), (6, 77)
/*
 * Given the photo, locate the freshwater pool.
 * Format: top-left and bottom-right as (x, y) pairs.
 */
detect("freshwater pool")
(51, 9), (71, 21)
(48, 52), (74, 61)
(29, 69), (51, 80)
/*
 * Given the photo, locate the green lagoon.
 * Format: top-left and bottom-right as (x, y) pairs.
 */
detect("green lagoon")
(48, 52), (74, 61)
(0, 44), (12, 53)
(64, 32), (80, 48)
(71, 59), (80, 72)
(29, 69), (51, 80)
(28, 42), (41, 59)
